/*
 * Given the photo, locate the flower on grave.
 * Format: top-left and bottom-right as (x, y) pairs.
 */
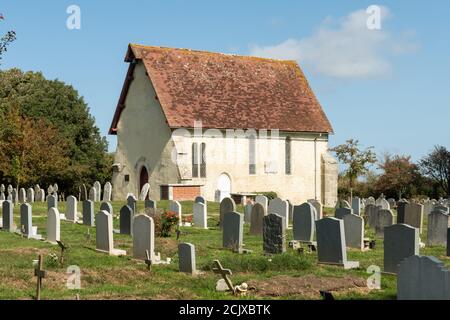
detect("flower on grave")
(160, 211), (179, 237)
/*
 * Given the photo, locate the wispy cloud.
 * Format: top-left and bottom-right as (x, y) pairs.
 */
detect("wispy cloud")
(250, 6), (418, 79)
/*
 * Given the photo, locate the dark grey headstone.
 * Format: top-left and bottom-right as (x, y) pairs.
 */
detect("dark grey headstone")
(47, 194), (58, 211)
(222, 211), (243, 252)
(343, 214), (364, 250)
(375, 209), (394, 237)
(292, 203), (316, 243)
(397, 200), (408, 224)
(2, 200), (14, 232)
(120, 205), (133, 235)
(384, 224), (419, 274)
(219, 197), (236, 229)
(133, 214), (154, 260)
(194, 196), (206, 204)
(145, 199), (156, 209)
(100, 202), (113, 218)
(178, 243), (196, 274)
(20, 203), (32, 236)
(127, 195), (137, 214)
(249, 203), (265, 235)
(335, 207), (352, 220)
(82, 200), (95, 227)
(427, 210), (450, 246)
(263, 213), (286, 254)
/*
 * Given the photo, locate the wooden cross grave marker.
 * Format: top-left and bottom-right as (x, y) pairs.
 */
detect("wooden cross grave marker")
(57, 240), (68, 265)
(34, 254), (46, 300)
(145, 250), (152, 271)
(212, 260), (235, 294)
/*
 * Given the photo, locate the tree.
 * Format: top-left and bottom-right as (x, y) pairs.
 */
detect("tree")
(0, 69), (112, 193)
(330, 139), (377, 198)
(376, 153), (418, 199)
(0, 104), (70, 187)
(419, 146), (450, 198)
(0, 13), (16, 65)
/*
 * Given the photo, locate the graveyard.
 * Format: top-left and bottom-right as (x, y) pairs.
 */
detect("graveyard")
(0, 194), (449, 300)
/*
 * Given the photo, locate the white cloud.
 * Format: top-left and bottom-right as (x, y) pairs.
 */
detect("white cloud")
(250, 7), (418, 79)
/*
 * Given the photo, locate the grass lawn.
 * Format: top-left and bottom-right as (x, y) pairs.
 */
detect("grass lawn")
(0, 201), (448, 300)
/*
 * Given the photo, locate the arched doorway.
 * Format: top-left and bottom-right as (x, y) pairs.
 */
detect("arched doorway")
(217, 173), (231, 202)
(139, 166), (149, 199)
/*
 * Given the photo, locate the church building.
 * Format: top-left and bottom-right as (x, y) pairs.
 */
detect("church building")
(109, 44), (338, 206)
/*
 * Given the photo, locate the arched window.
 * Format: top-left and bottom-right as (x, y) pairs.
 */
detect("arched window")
(200, 143), (206, 178)
(285, 136), (292, 175)
(249, 134), (256, 175)
(192, 143), (199, 178)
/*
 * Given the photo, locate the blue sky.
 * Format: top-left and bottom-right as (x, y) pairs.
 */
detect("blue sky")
(1, 1), (449, 161)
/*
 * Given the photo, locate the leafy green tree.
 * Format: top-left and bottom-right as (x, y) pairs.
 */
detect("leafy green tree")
(0, 69), (112, 193)
(419, 146), (450, 198)
(330, 139), (377, 198)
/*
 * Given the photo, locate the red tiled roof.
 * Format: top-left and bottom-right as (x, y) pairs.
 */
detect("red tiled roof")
(109, 44), (333, 135)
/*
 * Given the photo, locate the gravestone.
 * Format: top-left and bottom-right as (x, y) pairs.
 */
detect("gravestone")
(316, 217), (359, 269)
(376, 197), (390, 210)
(268, 197), (289, 229)
(103, 182), (112, 202)
(343, 214), (364, 250)
(223, 211), (243, 252)
(26, 188), (35, 203)
(89, 187), (97, 202)
(178, 243), (196, 274)
(293, 203), (316, 243)
(38, 189), (45, 203)
(20, 203), (41, 239)
(100, 202), (113, 218)
(423, 201), (434, 215)
(427, 210), (450, 246)
(47, 194), (58, 211)
(82, 200), (95, 227)
(434, 205), (449, 213)
(255, 195), (268, 213)
(244, 202), (253, 224)
(133, 214), (155, 260)
(2, 200), (14, 232)
(384, 224), (419, 274)
(335, 208), (352, 220)
(127, 195), (137, 214)
(307, 199), (322, 220)
(375, 209), (394, 237)
(387, 198), (396, 209)
(195, 196), (206, 204)
(139, 183), (150, 201)
(93, 181), (101, 202)
(145, 199), (157, 209)
(96, 210), (125, 256)
(46, 208), (61, 244)
(193, 202), (207, 229)
(66, 196), (78, 222)
(120, 205), (133, 235)
(396, 200), (409, 224)
(336, 199), (351, 209)
(169, 200), (182, 226)
(351, 197), (361, 216)
(365, 204), (378, 228)
(12, 188), (18, 204)
(0, 192), (4, 201)
(219, 197), (236, 229)
(398, 255), (450, 300)
(263, 213), (286, 254)
(19, 188), (26, 203)
(249, 202), (265, 235)
(80, 184), (88, 201)
(287, 200), (294, 222)
(404, 203), (424, 233)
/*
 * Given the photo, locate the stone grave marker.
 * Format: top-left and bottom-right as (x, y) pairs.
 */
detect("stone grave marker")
(100, 202), (113, 218)
(404, 203), (424, 233)
(244, 202), (253, 224)
(169, 200), (182, 226)
(103, 182), (112, 202)
(268, 197), (289, 229)
(89, 187), (97, 202)
(263, 213), (286, 254)
(343, 214), (364, 250)
(127, 194), (137, 214)
(18, 188), (26, 203)
(375, 209), (394, 237)
(397, 200), (409, 224)
(20, 203), (41, 240)
(46, 208), (61, 244)
(2, 200), (14, 232)
(178, 243), (197, 274)
(193, 202), (207, 229)
(335, 207), (353, 220)
(66, 196), (78, 223)
(255, 195), (268, 213)
(47, 194), (58, 211)
(249, 202), (265, 235)
(219, 197), (236, 229)
(139, 183), (150, 201)
(223, 211), (243, 253)
(194, 196), (206, 204)
(82, 200), (95, 227)
(26, 188), (35, 203)
(293, 202), (316, 244)
(351, 197), (361, 216)
(427, 210), (450, 246)
(93, 181), (101, 202)
(96, 210), (126, 256)
(307, 199), (322, 220)
(316, 217), (359, 269)
(384, 224), (419, 274)
(120, 205), (133, 235)
(133, 214), (155, 260)
(145, 199), (157, 209)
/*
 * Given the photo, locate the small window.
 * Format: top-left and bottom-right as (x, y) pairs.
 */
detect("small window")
(192, 143), (199, 178)
(285, 136), (292, 175)
(200, 143), (206, 178)
(249, 134), (256, 175)
(124, 174), (130, 182)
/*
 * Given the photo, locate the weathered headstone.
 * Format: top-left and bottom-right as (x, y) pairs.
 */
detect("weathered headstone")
(335, 208), (352, 220)
(263, 213), (286, 254)
(387, 198), (396, 209)
(139, 183), (150, 201)
(404, 203), (424, 233)
(223, 211), (243, 252)
(219, 197), (236, 228)
(427, 210), (450, 246)
(47, 194), (58, 211)
(26, 188), (35, 203)
(194, 196), (206, 204)
(82, 200), (95, 227)
(293, 203), (316, 243)
(244, 202), (253, 224)
(384, 224), (419, 274)
(376, 197), (390, 210)
(249, 202), (265, 235)
(193, 202), (207, 229)
(365, 204), (379, 228)
(268, 197), (289, 229)
(100, 202), (113, 218)
(2, 200), (14, 232)
(343, 214), (365, 250)
(351, 197), (361, 216)
(396, 200), (409, 224)
(423, 201), (434, 215)
(93, 181), (101, 202)
(145, 199), (157, 209)
(96, 210), (125, 256)
(20, 203), (41, 239)
(81, 184), (88, 201)
(316, 217), (359, 269)
(307, 199), (322, 220)
(255, 195), (268, 213)
(66, 196), (78, 223)
(46, 208), (61, 244)
(103, 182), (112, 202)
(133, 214), (155, 260)
(178, 243), (197, 274)
(398, 255), (450, 300)
(127, 194), (137, 214)
(169, 200), (182, 226)
(434, 205), (449, 213)
(18, 188), (26, 203)
(120, 205), (133, 235)
(89, 187), (97, 202)
(375, 209), (394, 237)
(38, 189), (45, 203)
